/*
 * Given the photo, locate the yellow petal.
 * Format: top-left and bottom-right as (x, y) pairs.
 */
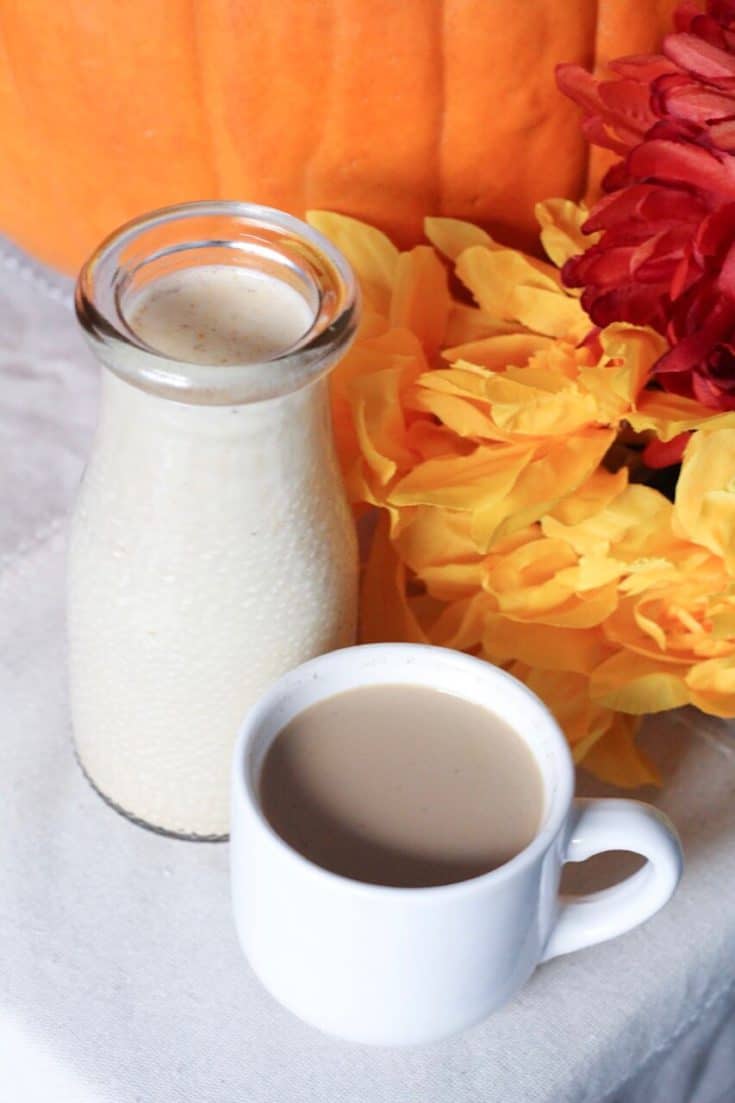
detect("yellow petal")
(520, 668), (606, 748)
(417, 362), (493, 401)
(674, 428), (735, 572)
(628, 390), (735, 440)
(442, 333), (553, 370)
(618, 559), (684, 596)
(481, 374), (598, 437)
(485, 535), (621, 627)
(472, 430), (615, 551)
(333, 326), (424, 415)
(502, 351), (587, 389)
(391, 504), (479, 573)
(513, 286), (590, 340)
(490, 535), (574, 587)
(307, 210), (398, 315)
(556, 555), (625, 592)
(410, 387), (511, 442)
(535, 198), (595, 268)
(349, 366), (416, 484)
(404, 419), (472, 462)
(544, 484), (672, 560)
(444, 303), (517, 346)
(354, 309), (391, 342)
(686, 656), (735, 716)
(390, 246), (450, 358)
(483, 615), (613, 674)
(547, 467), (628, 526)
(331, 326), (430, 487)
(428, 592), (495, 650)
(632, 601), (668, 652)
(589, 652), (691, 713)
(710, 608), (735, 639)
(390, 442), (534, 512)
(579, 714), (659, 788)
(578, 324), (666, 419)
(359, 512), (428, 645)
(420, 561), (490, 600)
(344, 333), (426, 486)
(423, 217), (494, 261)
(456, 245), (561, 321)
(330, 338), (405, 479)
(497, 581), (620, 629)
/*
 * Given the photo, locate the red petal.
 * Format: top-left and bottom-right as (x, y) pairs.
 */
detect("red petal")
(627, 139), (735, 198)
(674, 3), (709, 34)
(664, 31), (735, 79)
(670, 254), (700, 300)
(574, 244), (642, 286)
(655, 369), (695, 398)
(653, 74), (735, 123)
(602, 161), (633, 192)
(556, 63), (658, 155)
(641, 432), (691, 468)
(646, 117), (710, 142)
(599, 225), (667, 252)
(694, 202), (735, 260)
(609, 54), (678, 81)
(680, 12), (730, 47)
(655, 332), (712, 374)
(584, 183), (703, 233)
(691, 369), (735, 408)
(708, 116), (735, 149)
(598, 79), (657, 134)
(674, 280), (732, 335)
(555, 64), (602, 114)
(630, 229), (689, 283)
(582, 115), (638, 156)
(716, 240), (735, 294)
(709, 2), (735, 29)
(583, 283), (668, 330)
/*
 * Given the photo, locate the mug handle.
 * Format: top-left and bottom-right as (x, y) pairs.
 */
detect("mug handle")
(541, 798), (683, 962)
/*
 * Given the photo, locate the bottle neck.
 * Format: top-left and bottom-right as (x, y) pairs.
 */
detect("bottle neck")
(97, 365), (332, 445)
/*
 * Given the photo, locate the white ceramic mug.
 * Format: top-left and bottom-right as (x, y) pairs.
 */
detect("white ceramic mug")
(230, 644), (683, 1046)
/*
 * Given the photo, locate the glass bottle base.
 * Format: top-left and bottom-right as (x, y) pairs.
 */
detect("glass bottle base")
(72, 745), (228, 842)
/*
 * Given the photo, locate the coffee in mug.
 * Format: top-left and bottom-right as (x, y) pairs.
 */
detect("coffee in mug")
(259, 684), (544, 888)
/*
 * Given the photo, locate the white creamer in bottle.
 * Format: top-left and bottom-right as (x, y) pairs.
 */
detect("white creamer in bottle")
(68, 203), (359, 838)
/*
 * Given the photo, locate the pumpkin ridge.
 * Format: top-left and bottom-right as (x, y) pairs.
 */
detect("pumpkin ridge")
(435, 0), (446, 222)
(189, 0), (222, 199)
(301, 0), (337, 213)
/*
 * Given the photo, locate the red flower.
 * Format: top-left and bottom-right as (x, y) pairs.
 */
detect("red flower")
(557, 0), (735, 410)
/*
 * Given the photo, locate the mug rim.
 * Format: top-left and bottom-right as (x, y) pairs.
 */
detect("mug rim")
(232, 643), (575, 898)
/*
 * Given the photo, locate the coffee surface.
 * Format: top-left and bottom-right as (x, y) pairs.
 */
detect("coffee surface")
(259, 684), (544, 888)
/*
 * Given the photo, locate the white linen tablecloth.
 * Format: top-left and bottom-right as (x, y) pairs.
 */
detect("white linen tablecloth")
(1, 238), (735, 1103)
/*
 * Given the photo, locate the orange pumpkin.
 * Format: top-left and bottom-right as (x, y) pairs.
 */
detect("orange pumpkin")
(0, 0), (678, 273)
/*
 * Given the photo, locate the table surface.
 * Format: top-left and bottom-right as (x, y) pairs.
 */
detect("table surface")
(1, 237), (735, 1103)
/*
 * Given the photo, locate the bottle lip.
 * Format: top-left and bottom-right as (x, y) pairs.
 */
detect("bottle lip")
(75, 200), (360, 405)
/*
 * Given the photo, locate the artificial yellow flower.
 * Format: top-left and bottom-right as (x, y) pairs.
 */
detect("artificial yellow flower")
(310, 201), (735, 788)
(549, 475), (735, 718)
(674, 428), (735, 574)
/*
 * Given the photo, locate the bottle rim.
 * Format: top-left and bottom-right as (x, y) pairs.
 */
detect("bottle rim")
(75, 200), (360, 404)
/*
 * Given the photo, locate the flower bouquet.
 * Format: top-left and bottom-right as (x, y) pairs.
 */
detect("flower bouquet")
(310, 0), (735, 787)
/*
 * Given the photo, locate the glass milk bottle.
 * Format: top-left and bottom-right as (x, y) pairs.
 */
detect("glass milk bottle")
(68, 202), (359, 839)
